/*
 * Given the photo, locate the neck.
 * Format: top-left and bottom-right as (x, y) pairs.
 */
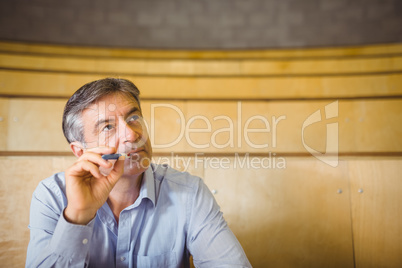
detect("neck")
(107, 172), (143, 224)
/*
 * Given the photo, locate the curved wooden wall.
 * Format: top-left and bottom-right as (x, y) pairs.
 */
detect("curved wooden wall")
(0, 41), (401, 268)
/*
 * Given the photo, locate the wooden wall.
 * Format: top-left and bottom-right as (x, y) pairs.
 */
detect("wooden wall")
(0, 41), (401, 267)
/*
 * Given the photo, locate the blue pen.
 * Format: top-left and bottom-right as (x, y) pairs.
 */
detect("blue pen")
(102, 153), (130, 160)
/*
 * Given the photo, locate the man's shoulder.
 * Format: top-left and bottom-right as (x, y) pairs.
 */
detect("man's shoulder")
(35, 172), (67, 196)
(150, 163), (201, 190)
(31, 172), (68, 211)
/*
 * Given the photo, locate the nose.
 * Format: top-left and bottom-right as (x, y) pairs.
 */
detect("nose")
(121, 122), (140, 144)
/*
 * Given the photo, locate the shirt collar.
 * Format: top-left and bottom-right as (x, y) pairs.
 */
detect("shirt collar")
(99, 166), (156, 221)
(133, 166), (156, 207)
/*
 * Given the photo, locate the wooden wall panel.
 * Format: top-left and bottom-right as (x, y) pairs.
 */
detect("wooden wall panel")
(141, 100), (187, 153)
(348, 159), (402, 268)
(1, 156), (401, 268)
(1, 41), (402, 59)
(0, 42), (401, 268)
(240, 57), (402, 75)
(153, 99), (402, 153)
(0, 156), (76, 268)
(1, 53), (401, 76)
(7, 99), (69, 152)
(0, 98), (9, 150)
(4, 99), (190, 153)
(340, 99), (402, 153)
(203, 157), (355, 268)
(1, 70), (401, 99)
(182, 101), (239, 152)
(0, 70), (102, 97)
(3, 99), (402, 153)
(241, 99), (402, 153)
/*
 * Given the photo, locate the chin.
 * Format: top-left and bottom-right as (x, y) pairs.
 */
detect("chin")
(123, 157), (151, 176)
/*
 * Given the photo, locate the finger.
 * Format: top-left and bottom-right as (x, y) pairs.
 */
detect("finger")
(78, 152), (113, 168)
(68, 160), (104, 179)
(84, 146), (116, 155)
(106, 155), (125, 186)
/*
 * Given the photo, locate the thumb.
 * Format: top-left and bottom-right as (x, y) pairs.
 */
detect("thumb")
(107, 156), (125, 186)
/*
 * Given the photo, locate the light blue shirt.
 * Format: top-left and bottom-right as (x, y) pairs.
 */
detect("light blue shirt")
(26, 163), (251, 267)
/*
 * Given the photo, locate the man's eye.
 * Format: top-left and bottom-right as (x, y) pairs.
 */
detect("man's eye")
(128, 115), (140, 122)
(102, 124), (113, 132)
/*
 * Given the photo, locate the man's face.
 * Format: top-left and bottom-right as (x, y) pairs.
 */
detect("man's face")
(80, 93), (152, 177)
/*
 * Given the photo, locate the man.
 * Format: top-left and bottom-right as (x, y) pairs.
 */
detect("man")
(26, 78), (251, 267)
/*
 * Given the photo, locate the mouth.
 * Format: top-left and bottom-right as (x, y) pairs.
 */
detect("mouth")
(127, 148), (145, 157)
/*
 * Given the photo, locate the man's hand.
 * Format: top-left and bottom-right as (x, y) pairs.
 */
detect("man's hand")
(64, 147), (125, 225)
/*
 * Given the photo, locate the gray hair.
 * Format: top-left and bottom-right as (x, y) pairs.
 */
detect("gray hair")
(62, 78), (141, 144)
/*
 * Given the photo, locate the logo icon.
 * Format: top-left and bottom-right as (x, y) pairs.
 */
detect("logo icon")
(302, 101), (339, 167)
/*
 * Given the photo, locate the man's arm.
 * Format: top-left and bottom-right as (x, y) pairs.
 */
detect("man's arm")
(26, 147), (125, 267)
(26, 177), (94, 268)
(187, 178), (252, 268)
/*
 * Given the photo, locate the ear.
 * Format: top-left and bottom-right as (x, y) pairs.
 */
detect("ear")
(70, 142), (85, 158)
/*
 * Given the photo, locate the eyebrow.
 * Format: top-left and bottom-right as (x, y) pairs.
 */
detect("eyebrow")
(93, 118), (114, 134)
(93, 106), (141, 133)
(127, 107), (141, 117)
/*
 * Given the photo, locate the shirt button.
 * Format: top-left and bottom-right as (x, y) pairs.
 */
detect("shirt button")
(120, 256), (126, 262)
(82, 239), (88, 245)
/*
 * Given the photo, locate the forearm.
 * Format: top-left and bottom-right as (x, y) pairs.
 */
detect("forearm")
(27, 211), (94, 268)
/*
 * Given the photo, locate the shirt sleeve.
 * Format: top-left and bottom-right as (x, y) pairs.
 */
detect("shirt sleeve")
(187, 178), (252, 268)
(26, 177), (95, 268)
